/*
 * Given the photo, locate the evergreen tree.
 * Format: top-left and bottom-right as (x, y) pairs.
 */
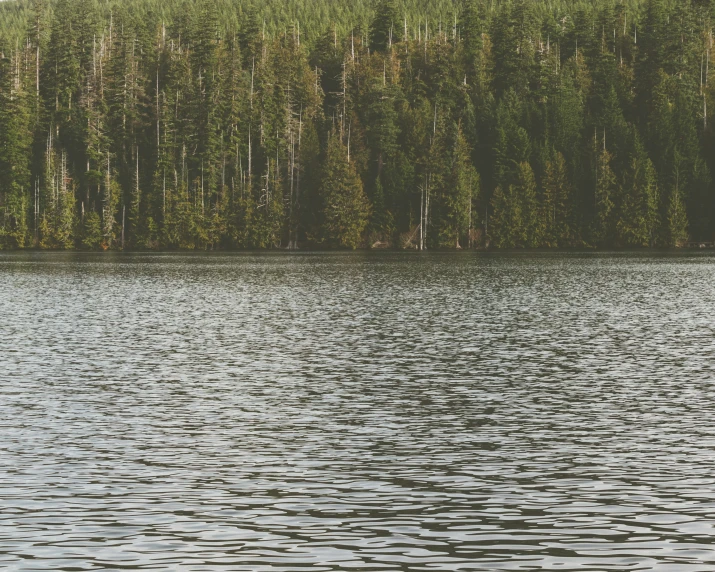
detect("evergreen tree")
(369, 0), (401, 53)
(0, 0), (711, 250)
(542, 152), (574, 247)
(0, 50), (33, 247)
(81, 210), (102, 249)
(665, 182), (689, 247)
(319, 132), (370, 248)
(518, 161), (541, 247)
(616, 153), (659, 247)
(490, 0), (537, 98)
(459, 0), (485, 90)
(435, 126), (479, 248)
(491, 161), (539, 248)
(592, 147), (617, 245)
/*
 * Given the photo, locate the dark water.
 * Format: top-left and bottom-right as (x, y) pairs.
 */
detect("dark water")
(2, 251), (715, 571)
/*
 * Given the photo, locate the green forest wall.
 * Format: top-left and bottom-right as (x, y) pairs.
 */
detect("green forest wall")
(0, 0), (713, 249)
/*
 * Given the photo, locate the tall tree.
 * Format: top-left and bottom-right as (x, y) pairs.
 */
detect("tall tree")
(592, 146), (617, 245)
(319, 132), (370, 248)
(542, 151), (575, 247)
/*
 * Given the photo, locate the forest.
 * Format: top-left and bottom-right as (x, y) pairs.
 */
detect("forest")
(0, 0), (713, 250)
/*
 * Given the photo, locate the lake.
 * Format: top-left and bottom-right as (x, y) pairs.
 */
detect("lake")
(1, 251), (715, 571)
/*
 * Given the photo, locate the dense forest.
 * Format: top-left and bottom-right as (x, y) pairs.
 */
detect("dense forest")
(0, 0), (713, 249)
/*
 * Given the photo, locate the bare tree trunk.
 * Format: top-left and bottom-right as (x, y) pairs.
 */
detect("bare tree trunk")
(468, 195), (472, 249)
(296, 110), (302, 248)
(250, 57), (255, 109)
(35, 179), (39, 242)
(289, 130), (294, 248)
(420, 182), (424, 250)
(156, 68), (160, 150)
(105, 152), (111, 245)
(248, 127), (252, 187)
(425, 173), (430, 249)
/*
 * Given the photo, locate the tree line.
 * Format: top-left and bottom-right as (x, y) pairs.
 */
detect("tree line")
(0, 0), (713, 250)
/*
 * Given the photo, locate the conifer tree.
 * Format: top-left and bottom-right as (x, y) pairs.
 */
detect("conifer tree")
(593, 147), (617, 245)
(369, 0), (401, 53)
(490, 183), (521, 248)
(319, 132), (369, 248)
(0, 0), (712, 250)
(542, 152), (574, 247)
(665, 182), (689, 247)
(459, 0), (484, 89)
(518, 161), (542, 247)
(0, 50), (33, 247)
(435, 126), (479, 248)
(616, 153), (659, 247)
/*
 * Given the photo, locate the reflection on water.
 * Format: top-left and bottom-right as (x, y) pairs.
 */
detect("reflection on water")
(1, 251), (715, 571)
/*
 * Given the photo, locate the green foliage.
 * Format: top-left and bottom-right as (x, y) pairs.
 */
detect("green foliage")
(491, 161), (539, 248)
(0, 0), (712, 250)
(665, 184), (689, 247)
(518, 161), (541, 248)
(81, 211), (103, 249)
(0, 50), (33, 248)
(319, 133), (370, 249)
(435, 126), (478, 247)
(616, 153), (659, 247)
(542, 152), (575, 247)
(370, 0), (402, 52)
(592, 148), (617, 246)
(490, 184), (519, 248)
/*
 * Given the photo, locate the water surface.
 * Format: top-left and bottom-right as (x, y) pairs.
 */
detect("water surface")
(2, 251), (715, 571)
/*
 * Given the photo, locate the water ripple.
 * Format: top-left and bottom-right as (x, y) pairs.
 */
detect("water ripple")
(1, 251), (715, 570)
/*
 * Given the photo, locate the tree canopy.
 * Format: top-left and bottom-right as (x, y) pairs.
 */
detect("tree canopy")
(0, 0), (714, 250)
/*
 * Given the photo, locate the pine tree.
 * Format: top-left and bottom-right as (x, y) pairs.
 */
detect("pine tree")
(616, 153), (659, 247)
(542, 152), (574, 247)
(0, 50), (33, 247)
(39, 150), (76, 248)
(490, 0), (537, 98)
(518, 161), (542, 247)
(490, 183), (522, 248)
(665, 182), (689, 247)
(81, 210), (102, 249)
(592, 147), (617, 246)
(365, 75), (399, 237)
(319, 132), (370, 249)
(459, 0), (485, 89)
(0, 0), (712, 251)
(635, 0), (668, 128)
(369, 0), (401, 53)
(436, 126), (479, 248)
(492, 90), (529, 191)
